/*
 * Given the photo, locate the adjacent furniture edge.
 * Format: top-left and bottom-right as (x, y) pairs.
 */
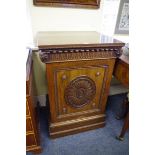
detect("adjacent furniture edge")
(113, 53), (129, 88)
(26, 49), (42, 154)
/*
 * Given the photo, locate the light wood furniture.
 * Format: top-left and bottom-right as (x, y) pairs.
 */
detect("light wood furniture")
(26, 50), (42, 153)
(37, 31), (125, 138)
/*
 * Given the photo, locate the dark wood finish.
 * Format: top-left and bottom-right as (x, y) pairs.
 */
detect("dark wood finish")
(118, 112), (129, 140)
(116, 109), (129, 141)
(115, 95), (129, 120)
(113, 52), (129, 140)
(37, 31), (124, 64)
(46, 59), (115, 138)
(113, 53), (129, 88)
(34, 0), (101, 9)
(39, 47), (122, 63)
(26, 50), (42, 153)
(37, 31), (125, 138)
(64, 76), (96, 108)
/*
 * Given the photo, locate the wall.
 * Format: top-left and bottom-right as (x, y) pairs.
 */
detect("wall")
(27, 0), (107, 43)
(27, 0), (128, 99)
(27, 0), (130, 43)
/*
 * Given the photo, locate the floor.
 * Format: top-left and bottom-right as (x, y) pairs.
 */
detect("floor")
(27, 94), (129, 155)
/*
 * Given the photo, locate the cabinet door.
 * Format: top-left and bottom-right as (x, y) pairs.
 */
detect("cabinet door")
(56, 66), (106, 115)
(46, 59), (115, 122)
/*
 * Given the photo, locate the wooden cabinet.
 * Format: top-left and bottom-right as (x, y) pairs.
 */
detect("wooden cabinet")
(37, 31), (125, 138)
(46, 59), (115, 138)
(26, 50), (42, 153)
(113, 54), (129, 88)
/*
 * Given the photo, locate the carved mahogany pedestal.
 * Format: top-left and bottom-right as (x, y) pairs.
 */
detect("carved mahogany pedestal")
(37, 31), (125, 138)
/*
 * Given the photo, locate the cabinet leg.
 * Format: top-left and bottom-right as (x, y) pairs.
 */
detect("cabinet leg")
(116, 95), (129, 120)
(116, 112), (129, 141)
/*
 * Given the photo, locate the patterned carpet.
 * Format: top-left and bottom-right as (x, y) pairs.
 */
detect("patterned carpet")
(27, 94), (129, 155)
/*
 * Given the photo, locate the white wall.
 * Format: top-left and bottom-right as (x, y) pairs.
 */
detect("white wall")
(27, 0), (128, 42)
(27, 0), (102, 42)
(102, 0), (120, 35)
(27, 0), (128, 43)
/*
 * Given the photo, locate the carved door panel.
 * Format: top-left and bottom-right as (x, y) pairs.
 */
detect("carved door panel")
(46, 58), (115, 138)
(48, 63), (109, 121)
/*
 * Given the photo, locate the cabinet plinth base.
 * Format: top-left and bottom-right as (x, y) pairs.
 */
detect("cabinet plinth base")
(49, 114), (105, 138)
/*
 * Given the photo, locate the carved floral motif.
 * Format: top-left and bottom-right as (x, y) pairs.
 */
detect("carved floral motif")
(64, 76), (96, 108)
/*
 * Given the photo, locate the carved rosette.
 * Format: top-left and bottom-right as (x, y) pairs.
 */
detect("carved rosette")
(64, 76), (96, 108)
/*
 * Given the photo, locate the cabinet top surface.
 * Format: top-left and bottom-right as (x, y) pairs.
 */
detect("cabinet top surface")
(36, 31), (124, 48)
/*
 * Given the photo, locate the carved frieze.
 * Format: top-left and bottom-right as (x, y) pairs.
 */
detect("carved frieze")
(39, 46), (123, 63)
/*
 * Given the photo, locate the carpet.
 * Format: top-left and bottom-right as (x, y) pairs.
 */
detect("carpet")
(27, 94), (129, 155)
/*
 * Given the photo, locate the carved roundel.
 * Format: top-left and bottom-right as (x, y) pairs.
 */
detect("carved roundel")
(64, 76), (96, 108)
